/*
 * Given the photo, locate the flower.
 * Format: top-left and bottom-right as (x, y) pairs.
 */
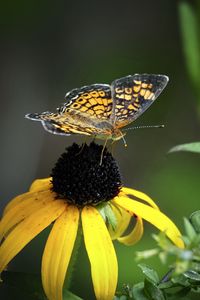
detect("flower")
(0, 143), (184, 300)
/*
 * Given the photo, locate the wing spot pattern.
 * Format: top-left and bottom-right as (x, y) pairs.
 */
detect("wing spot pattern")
(99, 91), (106, 96)
(128, 104), (138, 111)
(93, 105), (105, 111)
(125, 88), (132, 94)
(133, 86), (141, 93)
(82, 93), (91, 99)
(71, 103), (81, 109)
(115, 87), (124, 93)
(89, 98), (97, 106)
(90, 91), (99, 97)
(140, 89), (146, 96)
(124, 94), (132, 101)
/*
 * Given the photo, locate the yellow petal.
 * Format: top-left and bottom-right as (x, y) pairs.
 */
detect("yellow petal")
(42, 205), (79, 300)
(2, 179), (52, 216)
(117, 216), (143, 246)
(3, 191), (34, 216)
(0, 190), (55, 241)
(113, 196), (184, 249)
(0, 199), (66, 273)
(121, 187), (159, 210)
(29, 178), (52, 192)
(108, 203), (131, 240)
(82, 206), (118, 300)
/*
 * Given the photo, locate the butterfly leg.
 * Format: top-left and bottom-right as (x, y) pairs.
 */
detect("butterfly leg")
(100, 137), (109, 166)
(110, 140), (116, 156)
(75, 143), (86, 156)
(92, 135), (97, 143)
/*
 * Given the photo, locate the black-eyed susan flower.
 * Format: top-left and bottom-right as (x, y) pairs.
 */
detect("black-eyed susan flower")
(0, 143), (184, 300)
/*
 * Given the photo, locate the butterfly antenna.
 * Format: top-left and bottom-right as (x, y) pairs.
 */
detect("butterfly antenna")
(124, 124), (165, 131)
(122, 135), (128, 147)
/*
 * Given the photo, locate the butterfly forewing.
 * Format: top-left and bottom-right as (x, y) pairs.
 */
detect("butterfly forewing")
(59, 84), (112, 120)
(111, 74), (169, 128)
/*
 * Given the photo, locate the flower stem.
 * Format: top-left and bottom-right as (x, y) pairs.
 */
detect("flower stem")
(63, 222), (83, 290)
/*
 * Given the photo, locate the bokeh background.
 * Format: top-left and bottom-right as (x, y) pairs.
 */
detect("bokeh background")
(1, 0), (200, 299)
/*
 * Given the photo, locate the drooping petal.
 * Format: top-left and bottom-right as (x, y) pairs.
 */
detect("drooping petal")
(121, 187), (159, 210)
(82, 206), (118, 300)
(113, 196), (184, 249)
(108, 204), (131, 240)
(117, 216), (143, 246)
(3, 191), (35, 216)
(29, 178), (52, 192)
(0, 190), (55, 241)
(2, 179), (51, 216)
(42, 205), (79, 300)
(0, 199), (66, 273)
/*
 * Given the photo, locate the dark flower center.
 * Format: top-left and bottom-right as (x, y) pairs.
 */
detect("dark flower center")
(51, 142), (122, 207)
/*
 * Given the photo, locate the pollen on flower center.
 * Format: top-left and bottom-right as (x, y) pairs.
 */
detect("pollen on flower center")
(51, 142), (122, 206)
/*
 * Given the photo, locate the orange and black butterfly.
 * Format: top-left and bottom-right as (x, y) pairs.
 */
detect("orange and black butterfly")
(25, 74), (168, 141)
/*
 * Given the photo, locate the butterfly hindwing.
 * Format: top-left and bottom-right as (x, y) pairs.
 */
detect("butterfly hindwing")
(111, 74), (169, 128)
(25, 111), (112, 137)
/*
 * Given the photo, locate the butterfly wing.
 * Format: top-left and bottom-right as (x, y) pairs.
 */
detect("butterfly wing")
(110, 74), (169, 128)
(25, 84), (113, 136)
(25, 111), (113, 136)
(59, 83), (112, 120)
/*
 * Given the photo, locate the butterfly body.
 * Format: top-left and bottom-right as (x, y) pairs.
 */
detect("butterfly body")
(26, 74), (169, 141)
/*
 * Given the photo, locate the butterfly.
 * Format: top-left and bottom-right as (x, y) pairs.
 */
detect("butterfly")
(25, 74), (169, 142)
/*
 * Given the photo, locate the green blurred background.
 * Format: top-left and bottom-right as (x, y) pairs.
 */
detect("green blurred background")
(0, 0), (200, 299)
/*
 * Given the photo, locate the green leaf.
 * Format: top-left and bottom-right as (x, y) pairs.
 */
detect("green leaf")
(152, 231), (173, 249)
(158, 252), (167, 264)
(184, 270), (200, 282)
(170, 286), (191, 298)
(191, 286), (200, 293)
(119, 296), (128, 300)
(181, 235), (191, 247)
(166, 287), (192, 300)
(135, 248), (159, 261)
(138, 264), (159, 285)
(131, 282), (149, 300)
(144, 279), (165, 300)
(100, 203), (117, 230)
(169, 142), (200, 154)
(178, 2), (200, 90)
(172, 274), (190, 287)
(98, 203), (106, 220)
(63, 289), (83, 300)
(158, 280), (175, 290)
(192, 234), (200, 246)
(184, 217), (197, 241)
(190, 210), (200, 233)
